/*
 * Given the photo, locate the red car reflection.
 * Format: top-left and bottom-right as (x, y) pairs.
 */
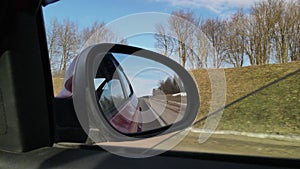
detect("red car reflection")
(57, 53), (142, 134)
(93, 53), (143, 134)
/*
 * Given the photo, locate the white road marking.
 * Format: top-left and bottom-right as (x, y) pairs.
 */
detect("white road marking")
(144, 101), (167, 126)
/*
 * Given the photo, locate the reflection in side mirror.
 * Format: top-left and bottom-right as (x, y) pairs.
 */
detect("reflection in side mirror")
(73, 43), (199, 140)
(94, 53), (187, 134)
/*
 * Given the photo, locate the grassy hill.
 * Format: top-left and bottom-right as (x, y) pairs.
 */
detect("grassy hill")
(52, 62), (300, 135)
(192, 62), (300, 135)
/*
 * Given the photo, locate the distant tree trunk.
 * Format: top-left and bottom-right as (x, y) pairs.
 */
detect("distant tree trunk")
(154, 23), (174, 57)
(57, 19), (80, 77)
(168, 10), (199, 68)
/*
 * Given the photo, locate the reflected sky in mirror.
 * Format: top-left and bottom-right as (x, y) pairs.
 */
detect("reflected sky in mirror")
(113, 53), (178, 97)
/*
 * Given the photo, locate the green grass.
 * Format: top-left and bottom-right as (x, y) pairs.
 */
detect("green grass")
(52, 77), (64, 96)
(218, 71), (300, 135)
(192, 62), (300, 135)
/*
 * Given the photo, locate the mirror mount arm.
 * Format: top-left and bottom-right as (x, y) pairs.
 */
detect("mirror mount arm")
(53, 97), (88, 143)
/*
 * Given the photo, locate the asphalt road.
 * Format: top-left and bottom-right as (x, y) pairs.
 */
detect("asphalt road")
(138, 96), (186, 132)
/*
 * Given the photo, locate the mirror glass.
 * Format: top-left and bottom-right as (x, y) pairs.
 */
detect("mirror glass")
(94, 53), (187, 134)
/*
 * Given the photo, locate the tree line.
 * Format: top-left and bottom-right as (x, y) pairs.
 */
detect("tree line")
(47, 0), (300, 76)
(157, 76), (182, 95)
(155, 0), (300, 68)
(47, 19), (125, 76)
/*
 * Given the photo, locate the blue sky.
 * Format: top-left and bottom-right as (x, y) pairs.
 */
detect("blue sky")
(43, 0), (261, 30)
(43, 0), (265, 69)
(94, 53), (178, 97)
(114, 53), (177, 97)
(43, 0), (260, 54)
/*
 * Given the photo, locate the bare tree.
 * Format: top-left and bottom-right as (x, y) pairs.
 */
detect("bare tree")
(57, 19), (80, 76)
(168, 10), (199, 68)
(154, 23), (175, 57)
(268, 0), (291, 63)
(47, 18), (60, 74)
(250, 0), (281, 65)
(194, 29), (210, 68)
(81, 21), (125, 49)
(270, 0), (300, 63)
(152, 0), (299, 69)
(287, 0), (300, 61)
(201, 17), (226, 68)
(245, 0), (300, 64)
(82, 21), (106, 44)
(46, 19), (129, 76)
(154, 11), (209, 69)
(223, 9), (246, 67)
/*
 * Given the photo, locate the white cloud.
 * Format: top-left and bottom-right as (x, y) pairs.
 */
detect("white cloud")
(152, 0), (262, 13)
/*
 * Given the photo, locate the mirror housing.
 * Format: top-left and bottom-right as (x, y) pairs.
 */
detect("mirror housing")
(73, 43), (199, 142)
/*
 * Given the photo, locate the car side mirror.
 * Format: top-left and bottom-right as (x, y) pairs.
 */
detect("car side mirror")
(73, 43), (199, 142)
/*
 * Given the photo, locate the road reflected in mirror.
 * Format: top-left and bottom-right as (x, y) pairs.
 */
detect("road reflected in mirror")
(94, 53), (187, 134)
